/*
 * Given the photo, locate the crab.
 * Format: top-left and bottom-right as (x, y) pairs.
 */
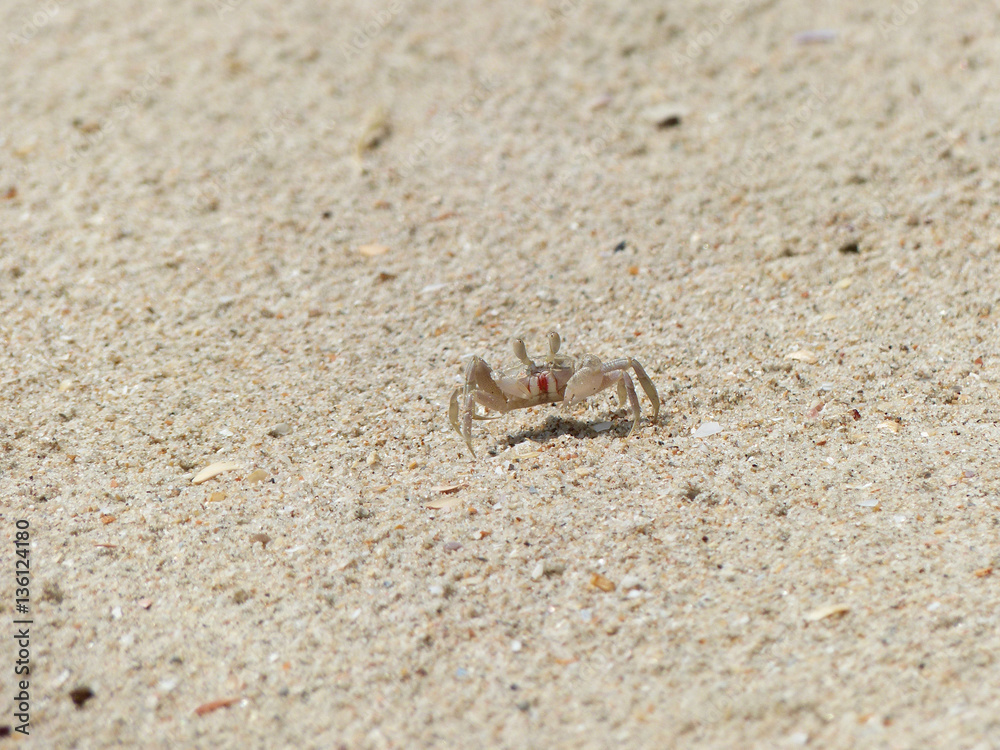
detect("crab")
(448, 331), (660, 456)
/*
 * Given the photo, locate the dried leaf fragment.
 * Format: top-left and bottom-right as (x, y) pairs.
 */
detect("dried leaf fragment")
(245, 468), (268, 484)
(803, 603), (850, 622)
(192, 461), (240, 485)
(590, 573), (616, 593)
(194, 697), (240, 716)
(785, 350), (818, 365)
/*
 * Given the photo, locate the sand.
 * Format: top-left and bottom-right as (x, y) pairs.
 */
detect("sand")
(2, 0), (999, 747)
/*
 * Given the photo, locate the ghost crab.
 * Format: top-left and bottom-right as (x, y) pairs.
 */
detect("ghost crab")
(448, 331), (660, 456)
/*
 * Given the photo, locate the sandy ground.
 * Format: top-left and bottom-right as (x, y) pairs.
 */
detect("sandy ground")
(2, 0), (1000, 747)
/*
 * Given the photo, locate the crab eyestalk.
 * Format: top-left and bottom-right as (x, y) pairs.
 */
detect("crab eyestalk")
(547, 331), (561, 358)
(512, 338), (534, 368)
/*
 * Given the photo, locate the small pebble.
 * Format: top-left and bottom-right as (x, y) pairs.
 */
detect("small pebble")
(69, 686), (95, 708)
(620, 575), (643, 591)
(267, 423), (291, 438)
(794, 29), (836, 44)
(543, 561), (566, 577)
(643, 103), (686, 129)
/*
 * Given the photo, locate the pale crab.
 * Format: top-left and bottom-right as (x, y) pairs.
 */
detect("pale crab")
(448, 331), (660, 456)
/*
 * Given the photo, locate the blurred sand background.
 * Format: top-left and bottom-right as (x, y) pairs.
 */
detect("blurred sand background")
(2, 0), (1000, 747)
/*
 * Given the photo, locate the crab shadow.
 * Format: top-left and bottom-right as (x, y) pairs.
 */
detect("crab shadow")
(494, 412), (632, 452)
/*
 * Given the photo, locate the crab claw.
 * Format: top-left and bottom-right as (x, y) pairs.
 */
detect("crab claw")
(564, 356), (604, 407)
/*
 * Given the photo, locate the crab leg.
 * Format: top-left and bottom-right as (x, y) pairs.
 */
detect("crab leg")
(617, 371), (642, 436)
(602, 358), (660, 421)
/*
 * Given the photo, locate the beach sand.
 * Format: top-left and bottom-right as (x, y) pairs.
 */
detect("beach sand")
(2, 1), (999, 747)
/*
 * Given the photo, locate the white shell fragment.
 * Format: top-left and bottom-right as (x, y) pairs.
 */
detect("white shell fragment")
(784, 350), (819, 364)
(191, 461), (241, 485)
(803, 603), (850, 622)
(692, 422), (722, 438)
